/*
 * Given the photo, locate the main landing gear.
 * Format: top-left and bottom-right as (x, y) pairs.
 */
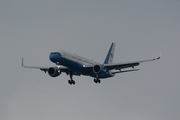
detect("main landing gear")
(94, 74), (101, 84)
(68, 80), (75, 85)
(94, 78), (101, 84)
(55, 62), (75, 85)
(68, 72), (75, 85)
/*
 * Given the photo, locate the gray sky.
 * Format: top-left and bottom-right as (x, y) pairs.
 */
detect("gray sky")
(0, 0), (180, 120)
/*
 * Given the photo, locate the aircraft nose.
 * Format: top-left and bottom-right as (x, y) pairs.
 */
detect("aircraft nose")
(49, 54), (56, 62)
(49, 52), (61, 62)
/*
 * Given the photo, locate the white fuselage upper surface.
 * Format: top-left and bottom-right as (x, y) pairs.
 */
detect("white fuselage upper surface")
(59, 50), (99, 66)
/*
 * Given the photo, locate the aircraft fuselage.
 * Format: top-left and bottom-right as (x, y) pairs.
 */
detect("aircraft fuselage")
(49, 50), (113, 78)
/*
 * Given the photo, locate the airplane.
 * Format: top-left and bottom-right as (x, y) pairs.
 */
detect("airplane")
(22, 43), (160, 85)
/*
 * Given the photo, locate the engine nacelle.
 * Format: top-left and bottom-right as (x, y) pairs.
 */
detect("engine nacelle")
(48, 67), (60, 77)
(93, 64), (104, 74)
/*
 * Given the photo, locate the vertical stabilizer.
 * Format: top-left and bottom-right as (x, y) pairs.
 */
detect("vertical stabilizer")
(104, 43), (115, 64)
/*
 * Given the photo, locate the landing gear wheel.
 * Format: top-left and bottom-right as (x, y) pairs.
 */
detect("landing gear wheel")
(98, 79), (101, 83)
(68, 80), (75, 85)
(94, 78), (101, 84)
(68, 72), (76, 85)
(94, 79), (98, 83)
(68, 80), (72, 85)
(72, 80), (75, 85)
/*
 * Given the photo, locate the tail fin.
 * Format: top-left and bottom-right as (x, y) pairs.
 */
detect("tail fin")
(104, 43), (115, 64)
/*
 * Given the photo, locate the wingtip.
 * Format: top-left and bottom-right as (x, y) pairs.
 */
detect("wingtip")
(154, 52), (162, 60)
(156, 56), (161, 60)
(157, 51), (162, 60)
(153, 54), (161, 60)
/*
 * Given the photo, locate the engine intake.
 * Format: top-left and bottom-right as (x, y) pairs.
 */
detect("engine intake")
(93, 65), (101, 73)
(48, 67), (60, 77)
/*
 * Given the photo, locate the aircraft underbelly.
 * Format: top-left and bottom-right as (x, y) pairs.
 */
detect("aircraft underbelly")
(57, 57), (112, 79)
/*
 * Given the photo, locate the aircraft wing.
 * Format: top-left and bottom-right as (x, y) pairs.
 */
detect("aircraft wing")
(83, 55), (160, 73)
(22, 58), (81, 76)
(104, 56), (160, 71)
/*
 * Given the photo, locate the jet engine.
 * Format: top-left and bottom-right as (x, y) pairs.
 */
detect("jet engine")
(48, 67), (61, 77)
(93, 64), (105, 74)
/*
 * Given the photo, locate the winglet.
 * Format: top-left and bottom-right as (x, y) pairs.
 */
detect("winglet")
(22, 57), (27, 68)
(153, 52), (161, 60)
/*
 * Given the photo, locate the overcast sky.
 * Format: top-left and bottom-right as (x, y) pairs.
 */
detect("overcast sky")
(0, 0), (180, 120)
